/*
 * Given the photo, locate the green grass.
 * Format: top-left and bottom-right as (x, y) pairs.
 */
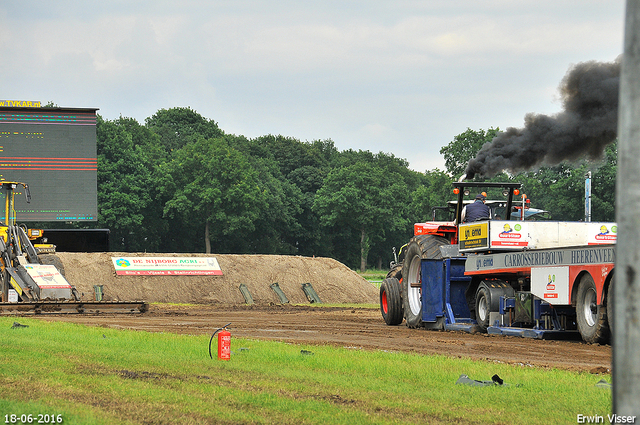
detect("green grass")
(1, 317), (611, 424)
(357, 269), (388, 289)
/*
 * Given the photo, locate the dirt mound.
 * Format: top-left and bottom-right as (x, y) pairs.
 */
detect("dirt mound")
(55, 252), (378, 305)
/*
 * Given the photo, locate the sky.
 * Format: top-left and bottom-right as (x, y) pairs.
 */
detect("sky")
(1, 1), (626, 173)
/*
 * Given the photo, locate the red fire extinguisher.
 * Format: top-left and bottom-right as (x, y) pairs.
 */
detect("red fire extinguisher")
(209, 323), (231, 360)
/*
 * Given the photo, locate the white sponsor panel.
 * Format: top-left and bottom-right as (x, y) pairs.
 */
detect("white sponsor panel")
(111, 256), (223, 276)
(8, 289), (18, 303)
(531, 266), (570, 305)
(24, 264), (72, 289)
(490, 221), (530, 248)
(24, 264), (73, 299)
(485, 221), (618, 250)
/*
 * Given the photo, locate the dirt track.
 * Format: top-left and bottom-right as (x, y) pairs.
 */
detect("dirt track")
(38, 303), (612, 374)
(24, 253), (612, 373)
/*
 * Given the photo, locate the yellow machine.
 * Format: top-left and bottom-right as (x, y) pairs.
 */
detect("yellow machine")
(0, 181), (147, 313)
(0, 182), (54, 253)
(0, 182), (28, 245)
(0, 181), (77, 303)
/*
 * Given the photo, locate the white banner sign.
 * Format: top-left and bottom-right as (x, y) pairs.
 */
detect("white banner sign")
(25, 264), (72, 289)
(111, 257), (223, 276)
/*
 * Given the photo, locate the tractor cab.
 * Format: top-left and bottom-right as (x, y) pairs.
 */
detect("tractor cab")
(434, 199), (530, 222)
(416, 182), (522, 245)
(415, 181), (557, 250)
(451, 182), (522, 225)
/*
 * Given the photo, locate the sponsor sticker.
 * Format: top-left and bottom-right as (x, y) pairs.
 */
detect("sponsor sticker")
(491, 222), (529, 247)
(589, 223), (617, 245)
(531, 267), (569, 305)
(459, 222), (489, 250)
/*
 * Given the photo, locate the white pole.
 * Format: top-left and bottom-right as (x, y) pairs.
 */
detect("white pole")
(614, 0), (640, 416)
(585, 171), (592, 222)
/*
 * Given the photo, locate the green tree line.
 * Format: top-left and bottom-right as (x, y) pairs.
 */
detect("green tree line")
(65, 108), (617, 271)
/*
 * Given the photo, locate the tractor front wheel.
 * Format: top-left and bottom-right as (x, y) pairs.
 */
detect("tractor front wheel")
(380, 277), (403, 325)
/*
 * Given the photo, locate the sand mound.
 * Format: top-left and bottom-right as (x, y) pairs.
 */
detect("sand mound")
(55, 252), (378, 305)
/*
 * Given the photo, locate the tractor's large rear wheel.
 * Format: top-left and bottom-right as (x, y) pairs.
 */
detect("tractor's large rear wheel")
(576, 273), (609, 344)
(401, 235), (449, 329)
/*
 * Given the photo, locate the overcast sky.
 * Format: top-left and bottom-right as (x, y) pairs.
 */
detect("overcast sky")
(1, 1), (626, 173)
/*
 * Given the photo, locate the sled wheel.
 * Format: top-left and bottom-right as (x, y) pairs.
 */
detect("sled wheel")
(607, 286), (613, 335)
(576, 273), (609, 344)
(475, 286), (491, 331)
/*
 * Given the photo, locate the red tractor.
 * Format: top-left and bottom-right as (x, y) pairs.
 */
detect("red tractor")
(380, 182), (522, 328)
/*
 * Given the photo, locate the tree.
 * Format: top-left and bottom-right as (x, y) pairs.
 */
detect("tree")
(145, 107), (224, 153)
(246, 135), (336, 176)
(96, 116), (165, 252)
(230, 140), (304, 255)
(440, 128), (500, 178)
(235, 135), (338, 257)
(286, 165), (333, 256)
(162, 137), (268, 253)
(408, 169), (455, 222)
(313, 160), (409, 271)
(591, 142), (616, 222)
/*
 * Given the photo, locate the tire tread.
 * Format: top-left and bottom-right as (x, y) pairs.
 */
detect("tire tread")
(380, 277), (403, 325)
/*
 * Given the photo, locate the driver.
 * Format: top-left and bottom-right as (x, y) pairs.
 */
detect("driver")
(462, 193), (490, 222)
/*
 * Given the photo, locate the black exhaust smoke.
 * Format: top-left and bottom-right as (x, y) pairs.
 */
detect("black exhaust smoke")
(465, 58), (621, 179)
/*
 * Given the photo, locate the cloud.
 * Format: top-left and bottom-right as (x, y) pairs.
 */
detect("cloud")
(0, 1), (625, 173)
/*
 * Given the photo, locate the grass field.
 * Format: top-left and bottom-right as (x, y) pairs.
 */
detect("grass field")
(1, 316), (611, 424)
(357, 269), (388, 289)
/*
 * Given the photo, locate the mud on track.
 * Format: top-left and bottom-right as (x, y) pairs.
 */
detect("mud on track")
(37, 303), (611, 374)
